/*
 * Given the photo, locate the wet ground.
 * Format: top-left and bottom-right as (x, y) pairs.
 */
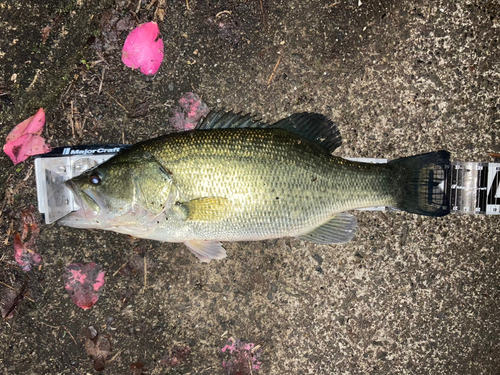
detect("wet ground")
(1, 0), (500, 374)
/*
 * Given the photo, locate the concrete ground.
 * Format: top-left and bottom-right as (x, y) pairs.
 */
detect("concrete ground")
(0, 0), (499, 374)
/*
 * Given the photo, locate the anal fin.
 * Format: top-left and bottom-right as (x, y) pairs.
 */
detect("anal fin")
(297, 213), (358, 244)
(184, 240), (227, 263)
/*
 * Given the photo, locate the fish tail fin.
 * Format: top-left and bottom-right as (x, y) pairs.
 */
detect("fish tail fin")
(388, 150), (450, 217)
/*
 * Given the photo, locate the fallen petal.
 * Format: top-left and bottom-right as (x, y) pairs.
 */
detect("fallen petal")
(178, 92), (209, 122)
(84, 326), (113, 372)
(169, 111), (189, 131)
(6, 108), (46, 143)
(3, 108), (51, 165)
(3, 133), (52, 165)
(13, 233), (42, 272)
(0, 288), (18, 319)
(21, 206), (39, 241)
(130, 362), (148, 375)
(160, 346), (191, 367)
(41, 26), (52, 44)
(122, 22), (164, 75)
(221, 338), (263, 374)
(64, 263), (105, 309)
(169, 92), (209, 131)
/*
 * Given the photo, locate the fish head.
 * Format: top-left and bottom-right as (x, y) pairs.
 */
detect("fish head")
(59, 151), (174, 235)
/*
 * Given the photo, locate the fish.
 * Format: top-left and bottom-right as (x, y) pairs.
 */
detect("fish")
(59, 110), (450, 262)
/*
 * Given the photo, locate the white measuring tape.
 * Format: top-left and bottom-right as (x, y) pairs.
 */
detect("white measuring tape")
(449, 162), (500, 215)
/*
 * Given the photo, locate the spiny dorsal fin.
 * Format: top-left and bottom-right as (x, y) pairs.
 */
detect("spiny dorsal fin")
(196, 110), (342, 153)
(196, 110), (266, 130)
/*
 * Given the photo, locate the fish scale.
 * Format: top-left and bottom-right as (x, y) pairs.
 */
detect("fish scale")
(141, 128), (395, 242)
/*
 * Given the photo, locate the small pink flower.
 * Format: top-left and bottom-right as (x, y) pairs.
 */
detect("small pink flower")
(122, 22), (164, 75)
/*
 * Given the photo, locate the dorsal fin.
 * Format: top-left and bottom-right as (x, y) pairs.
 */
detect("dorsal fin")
(196, 110), (342, 153)
(195, 110), (266, 130)
(272, 112), (342, 153)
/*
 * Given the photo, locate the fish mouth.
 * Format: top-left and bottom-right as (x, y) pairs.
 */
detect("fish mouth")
(58, 180), (101, 228)
(58, 180), (161, 235)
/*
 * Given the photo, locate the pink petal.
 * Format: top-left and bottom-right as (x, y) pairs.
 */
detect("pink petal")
(3, 134), (52, 165)
(122, 22), (164, 75)
(169, 93), (209, 131)
(64, 263), (105, 310)
(6, 108), (45, 143)
(169, 112), (188, 131)
(3, 108), (51, 165)
(13, 233), (41, 272)
(182, 121), (197, 131)
(221, 338), (263, 374)
(93, 271), (105, 291)
(179, 92), (209, 122)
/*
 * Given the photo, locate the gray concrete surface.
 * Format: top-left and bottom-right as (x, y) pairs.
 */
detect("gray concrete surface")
(0, 0), (499, 374)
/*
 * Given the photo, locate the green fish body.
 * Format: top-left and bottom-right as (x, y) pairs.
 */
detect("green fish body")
(60, 111), (450, 262)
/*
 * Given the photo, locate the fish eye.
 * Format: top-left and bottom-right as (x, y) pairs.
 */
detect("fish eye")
(90, 174), (101, 185)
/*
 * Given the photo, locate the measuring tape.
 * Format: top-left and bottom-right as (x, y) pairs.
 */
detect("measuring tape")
(34, 146), (500, 224)
(449, 162), (500, 215)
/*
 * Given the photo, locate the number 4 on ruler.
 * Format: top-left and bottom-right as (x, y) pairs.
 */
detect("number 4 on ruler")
(487, 167), (500, 205)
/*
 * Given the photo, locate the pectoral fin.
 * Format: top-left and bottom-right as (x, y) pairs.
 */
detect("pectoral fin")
(184, 240), (227, 263)
(182, 197), (232, 221)
(297, 213), (358, 244)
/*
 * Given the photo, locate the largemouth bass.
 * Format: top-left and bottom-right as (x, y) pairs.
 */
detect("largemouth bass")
(59, 111), (450, 262)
